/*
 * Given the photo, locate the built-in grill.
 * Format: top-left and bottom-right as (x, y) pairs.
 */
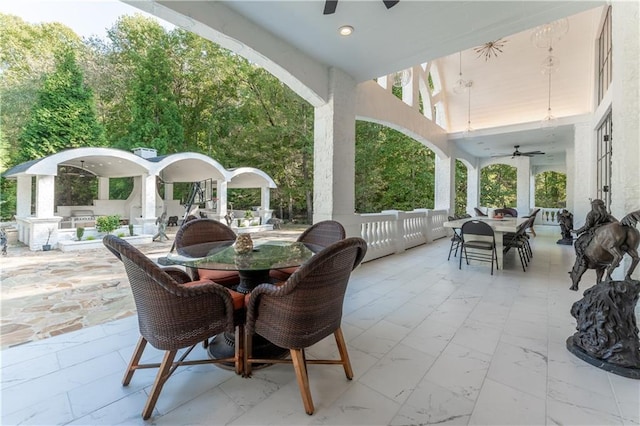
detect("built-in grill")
(69, 210), (96, 227)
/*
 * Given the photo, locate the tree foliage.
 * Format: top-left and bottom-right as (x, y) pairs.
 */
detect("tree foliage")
(535, 171), (566, 208)
(17, 48), (106, 162)
(480, 164), (517, 208)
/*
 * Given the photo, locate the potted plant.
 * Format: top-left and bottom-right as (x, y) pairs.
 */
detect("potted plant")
(42, 228), (54, 251)
(243, 210), (253, 227)
(76, 227), (85, 241)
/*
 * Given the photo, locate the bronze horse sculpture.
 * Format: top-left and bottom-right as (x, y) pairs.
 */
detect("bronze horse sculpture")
(569, 210), (640, 291)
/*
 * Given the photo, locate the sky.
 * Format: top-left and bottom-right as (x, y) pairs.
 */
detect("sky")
(0, 0), (172, 39)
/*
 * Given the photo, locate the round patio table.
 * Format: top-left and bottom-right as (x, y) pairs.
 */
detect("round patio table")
(164, 239), (316, 369)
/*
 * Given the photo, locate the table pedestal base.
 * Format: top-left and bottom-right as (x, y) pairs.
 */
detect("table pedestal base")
(207, 332), (288, 371)
(235, 269), (271, 294)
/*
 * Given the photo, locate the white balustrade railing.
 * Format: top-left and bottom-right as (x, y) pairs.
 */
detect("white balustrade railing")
(356, 209), (449, 262)
(536, 207), (563, 226)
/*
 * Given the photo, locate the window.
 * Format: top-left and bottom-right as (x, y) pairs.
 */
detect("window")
(597, 6), (612, 104)
(596, 111), (613, 210)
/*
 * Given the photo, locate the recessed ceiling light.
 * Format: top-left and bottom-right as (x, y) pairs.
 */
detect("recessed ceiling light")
(339, 25), (354, 36)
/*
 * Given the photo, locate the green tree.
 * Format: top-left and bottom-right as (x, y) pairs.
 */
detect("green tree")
(120, 43), (183, 154)
(17, 48), (106, 162)
(480, 164), (517, 208)
(535, 171), (566, 207)
(454, 159), (468, 215)
(355, 121), (435, 213)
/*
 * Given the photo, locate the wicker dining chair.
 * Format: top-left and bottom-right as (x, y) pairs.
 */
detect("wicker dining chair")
(103, 235), (245, 420)
(174, 218), (240, 286)
(244, 237), (367, 415)
(269, 220), (346, 281)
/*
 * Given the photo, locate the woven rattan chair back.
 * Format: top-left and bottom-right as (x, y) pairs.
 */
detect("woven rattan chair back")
(270, 220), (346, 281)
(173, 219), (241, 285)
(103, 235), (239, 419)
(174, 218), (236, 257)
(297, 220), (346, 252)
(245, 237), (367, 415)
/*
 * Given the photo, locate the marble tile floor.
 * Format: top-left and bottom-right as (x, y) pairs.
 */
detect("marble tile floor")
(1, 226), (639, 425)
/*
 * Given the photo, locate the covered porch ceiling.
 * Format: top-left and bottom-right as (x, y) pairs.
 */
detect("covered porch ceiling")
(131, 0), (606, 167)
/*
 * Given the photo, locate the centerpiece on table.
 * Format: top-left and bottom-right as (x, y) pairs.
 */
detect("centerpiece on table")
(234, 233), (254, 254)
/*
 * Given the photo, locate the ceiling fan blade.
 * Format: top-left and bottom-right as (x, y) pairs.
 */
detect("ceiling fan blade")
(522, 151), (545, 155)
(383, 0), (400, 9)
(323, 0), (338, 14)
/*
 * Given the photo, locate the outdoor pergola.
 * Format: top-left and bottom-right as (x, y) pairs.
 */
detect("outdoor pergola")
(3, 147), (277, 250)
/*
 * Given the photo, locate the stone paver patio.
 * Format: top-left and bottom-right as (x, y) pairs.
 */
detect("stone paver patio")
(0, 226), (305, 349)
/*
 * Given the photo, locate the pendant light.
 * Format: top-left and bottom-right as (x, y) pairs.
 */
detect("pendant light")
(453, 52), (468, 95)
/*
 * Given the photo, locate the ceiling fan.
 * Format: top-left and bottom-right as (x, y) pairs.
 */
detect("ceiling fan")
(63, 160), (92, 177)
(508, 145), (545, 158)
(323, 0), (399, 15)
(492, 145), (545, 158)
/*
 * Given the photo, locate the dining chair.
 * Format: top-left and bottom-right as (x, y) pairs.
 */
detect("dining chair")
(493, 208), (518, 217)
(103, 235), (245, 420)
(269, 220), (346, 281)
(474, 207), (488, 217)
(447, 215), (463, 261)
(244, 237), (367, 415)
(503, 221), (530, 271)
(459, 220), (498, 275)
(174, 218), (240, 286)
(522, 208), (541, 236)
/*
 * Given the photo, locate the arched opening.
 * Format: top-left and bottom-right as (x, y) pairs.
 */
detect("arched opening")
(535, 171), (566, 208)
(355, 121), (435, 213)
(480, 164), (517, 208)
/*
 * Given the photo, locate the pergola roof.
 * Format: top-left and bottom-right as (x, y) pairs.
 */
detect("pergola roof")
(2, 147), (277, 188)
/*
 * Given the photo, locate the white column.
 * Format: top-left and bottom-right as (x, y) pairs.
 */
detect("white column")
(515, 156), (531, 216)
(611, 1), (640, 279)
(16, 175), (32, 217)
(217, 180), (228, 217)
(572, 122), (596, 227)
(434, 153), (454, 212)
(139, 174), (157, 234)
(35, 175), (55, 218)
(97, 177), (109, 200)
(261, 186), (270, 211)
(565, 146), (575, 214)
(164, 183), (174, 201)
(313, 67), (357, 234)
(466, 163), (480, 216)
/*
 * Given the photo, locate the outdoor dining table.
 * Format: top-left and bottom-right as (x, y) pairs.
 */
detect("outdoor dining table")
(164, 239), (316, 368)
(443, 216), (528, 270)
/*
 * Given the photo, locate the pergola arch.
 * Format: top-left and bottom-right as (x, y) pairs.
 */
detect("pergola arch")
(2, 147), (277, 250)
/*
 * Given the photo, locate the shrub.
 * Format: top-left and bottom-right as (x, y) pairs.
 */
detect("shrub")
(128, 224), (134, 236)
(86, 235), (96, 241)
(96, 215), (120, 234)
(117, 232), (126, 238)
(76, 227), (85, 241)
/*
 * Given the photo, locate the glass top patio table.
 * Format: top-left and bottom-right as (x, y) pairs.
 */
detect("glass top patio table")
(164, 239), (315, 293)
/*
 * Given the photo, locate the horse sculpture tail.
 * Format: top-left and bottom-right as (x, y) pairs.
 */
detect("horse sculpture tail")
(620, 209), (640, 228)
